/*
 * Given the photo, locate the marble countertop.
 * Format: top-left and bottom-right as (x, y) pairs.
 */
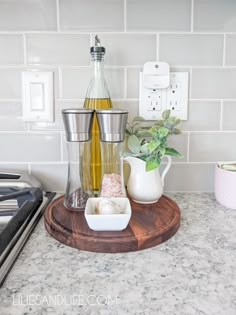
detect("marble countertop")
(0, 193), (235, 315)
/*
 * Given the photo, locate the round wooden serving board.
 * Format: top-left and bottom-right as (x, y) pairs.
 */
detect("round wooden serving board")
(44, 195), (180, 253)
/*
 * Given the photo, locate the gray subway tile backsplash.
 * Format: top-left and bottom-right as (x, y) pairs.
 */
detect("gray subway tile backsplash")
(0, 101), (27, 131)
(113, 100), (139, 120)
(127, 68), (142, 99)
(164, 163), (215, 192)
(181, 101), (221, 131)
(225, 35), (236, 66)
(26, 34), (90, 65)
(159, 34), (223, 66)
(61, 67), (91, 99)
(168, 133), (188, 163)
(222, 101), (236, 131)
(0, 0), (57, 31)
(189, 132), (236, 162)
(127, 0), (191, 31)
(62, 67), (125, 99)
(0, 133), (61, 162)
(192, 69), (236, 99)
(0, 0), (235, 192)
(101, 34), (156, 66)
(0, 69), (21, 99)
(0, 35), (24, 65)
(194, 0), (236, 32)
(59, 0), (124, 32)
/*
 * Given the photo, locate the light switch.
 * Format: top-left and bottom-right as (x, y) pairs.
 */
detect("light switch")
(30, 83), (45, 110)
(22, 71), (54, 122)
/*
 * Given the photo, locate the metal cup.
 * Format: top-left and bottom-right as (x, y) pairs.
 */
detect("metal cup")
(96, 109), (128, 142)
(62, 109), (94, 142)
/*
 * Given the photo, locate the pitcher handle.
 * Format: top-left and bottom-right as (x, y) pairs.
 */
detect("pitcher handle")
(161, 156), (172, 186)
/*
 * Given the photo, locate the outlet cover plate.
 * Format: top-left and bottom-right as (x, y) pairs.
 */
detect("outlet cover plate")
(139, 72), (189, 120)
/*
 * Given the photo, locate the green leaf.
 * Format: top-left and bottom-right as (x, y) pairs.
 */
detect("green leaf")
(132, 116), (145, 122)
(159, 147), (166, 156)
(123, 152), (133, 157)
(140, 143), (149, 154)
(158, 127), (169, 138)
(147, 139), (161, 153)
(173, 128), (181, 134)
(128, 135), (141, 154)
(137, 130), (152, 138)
(174, 118), (181, 126)
(154, 120), (163, 126)
(165, 147), (182, 158)
(146, 158), (161, 171)
(162, 109), (171, 120)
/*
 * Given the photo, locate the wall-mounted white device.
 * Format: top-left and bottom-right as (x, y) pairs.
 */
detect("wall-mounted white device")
(139, 62), (189, 120)
(22, 71), (54, 122)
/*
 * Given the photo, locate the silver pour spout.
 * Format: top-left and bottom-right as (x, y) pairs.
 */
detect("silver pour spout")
(95, 35), (101, 46)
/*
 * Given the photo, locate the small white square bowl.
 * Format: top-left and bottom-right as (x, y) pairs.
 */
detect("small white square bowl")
(84, 197), (132, 231)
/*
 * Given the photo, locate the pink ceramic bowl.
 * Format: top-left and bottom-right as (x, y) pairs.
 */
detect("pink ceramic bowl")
(215, 164), (236, 209)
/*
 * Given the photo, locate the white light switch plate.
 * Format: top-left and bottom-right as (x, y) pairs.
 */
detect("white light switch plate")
(139, 72), (189, 120)
(22, 71), (54, 122)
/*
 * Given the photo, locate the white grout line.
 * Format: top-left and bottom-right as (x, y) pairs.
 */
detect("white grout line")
(0, 161), (30, 165)
(56, 0), (60, 32)
(166, 161), (218, 165)
(0, 99), (22, 102)
(223, 34), (226, 66)
(23, 33), (27, 65)
(27, 161), (67, 165)
(190, 98), (236, 101)
(1, 31), (236, 35)
(124, 67), (127, 98)
(124, 0), (127, 32)
(0, 129), (235, 135)
(0, 97), (234, 103)
(187, 132), (190, 162)
(189, 67), (193, 99)
(0, 161), (66, 166)
(90, 33), (93, 46)
(0, 161), (219, 166)
(165, 190), (214, 193)
(167, 65), (236, 69)
(1, 64), (236, 70)
(60, 131), (64, 162)
(57, 98), (138, 102)
(181, 130), (236, 133)
(220, 100), (224, 130)
(191, 0), (194, 32)
(0, 130), (63, 134)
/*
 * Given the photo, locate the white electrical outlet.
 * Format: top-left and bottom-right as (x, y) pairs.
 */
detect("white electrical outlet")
(139, 73), (164, 120)
(165, 72), (188, 120)
(139, 71), (189, 120)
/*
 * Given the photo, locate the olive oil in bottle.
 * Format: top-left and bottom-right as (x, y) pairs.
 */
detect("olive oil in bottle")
(83, 36), (112, 194)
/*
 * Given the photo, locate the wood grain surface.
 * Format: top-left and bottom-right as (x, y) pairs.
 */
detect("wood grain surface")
(44, 195), (180, 253)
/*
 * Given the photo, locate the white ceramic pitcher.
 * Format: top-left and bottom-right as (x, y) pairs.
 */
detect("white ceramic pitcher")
(124, 156), (172, 204)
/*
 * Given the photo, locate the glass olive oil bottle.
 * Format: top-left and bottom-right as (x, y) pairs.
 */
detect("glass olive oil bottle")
(84, 35), (112, 194)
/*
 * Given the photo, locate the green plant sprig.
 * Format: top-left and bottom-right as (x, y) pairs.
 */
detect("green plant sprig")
(125, 110), (183, 171)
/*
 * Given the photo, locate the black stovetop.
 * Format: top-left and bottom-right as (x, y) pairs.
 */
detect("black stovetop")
(0, 172), (56, 286)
